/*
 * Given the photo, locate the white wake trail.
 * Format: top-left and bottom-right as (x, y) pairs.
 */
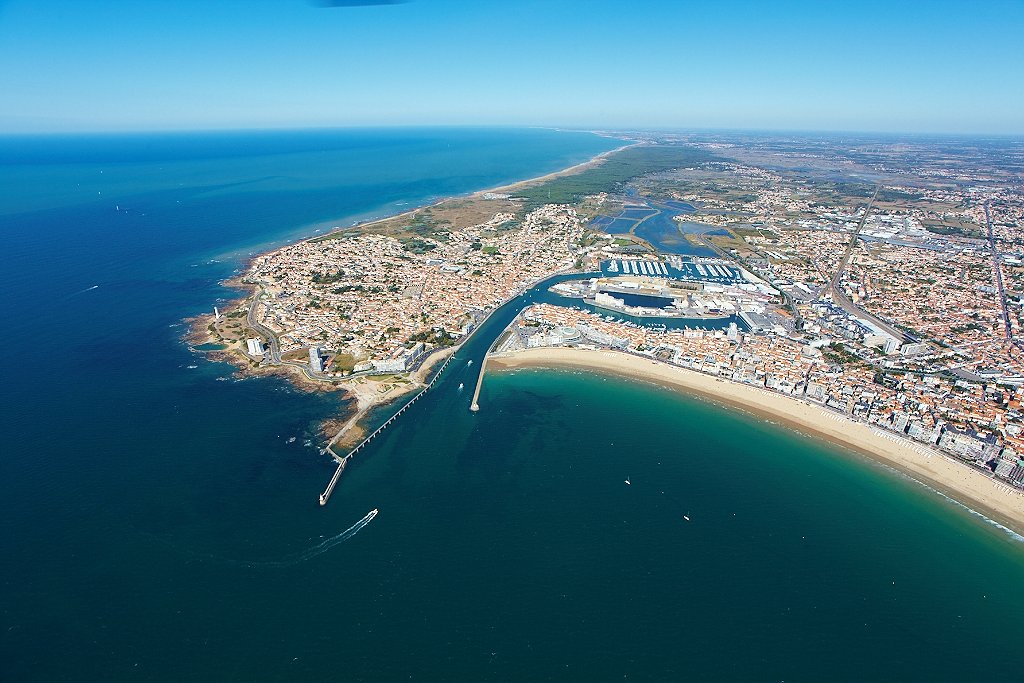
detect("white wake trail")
(243, 508), (379, 568)
(67, 284), (99, 298)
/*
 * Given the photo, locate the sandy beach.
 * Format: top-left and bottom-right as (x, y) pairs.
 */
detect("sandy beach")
(478, 141), (638, 195)
(490, 347), (1024, 535)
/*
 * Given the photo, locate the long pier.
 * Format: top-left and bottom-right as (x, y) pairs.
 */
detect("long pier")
(318, 455), (348, 505)
(469, 354), (488, 412)
(319, 351), (456, 506)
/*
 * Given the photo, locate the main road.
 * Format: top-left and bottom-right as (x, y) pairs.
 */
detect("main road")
(247, 289), (283, 363)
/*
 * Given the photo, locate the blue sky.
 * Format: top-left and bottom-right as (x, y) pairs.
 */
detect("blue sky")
(1, 0), (1021, 134)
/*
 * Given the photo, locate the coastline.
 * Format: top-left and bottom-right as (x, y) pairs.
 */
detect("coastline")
(187, 139), (631, 451)
(313, 140), (637, 248)
(489, 346), (1024, 536)
(477, 141), (638, 195)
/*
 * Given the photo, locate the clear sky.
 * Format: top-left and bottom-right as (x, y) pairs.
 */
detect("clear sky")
(1, 0), (1022, 134)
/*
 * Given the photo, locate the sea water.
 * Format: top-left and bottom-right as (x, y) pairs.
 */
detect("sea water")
(1, 128), (1022, 681)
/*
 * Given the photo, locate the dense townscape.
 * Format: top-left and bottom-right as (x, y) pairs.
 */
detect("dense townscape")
(212, 135), (1024, 491)
(243, 203), (585, 373)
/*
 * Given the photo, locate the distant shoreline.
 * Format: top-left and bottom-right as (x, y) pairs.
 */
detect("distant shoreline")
(301, 139), (638, 243)
(475, 141), (638, 195)
(489, 346), (1024, 537)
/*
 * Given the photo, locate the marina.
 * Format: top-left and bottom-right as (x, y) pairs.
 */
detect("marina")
(601, 256), (744, 284)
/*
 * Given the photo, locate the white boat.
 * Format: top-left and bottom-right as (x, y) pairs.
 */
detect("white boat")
(624, 478), (631, 485)
(458, 383), (464, 391)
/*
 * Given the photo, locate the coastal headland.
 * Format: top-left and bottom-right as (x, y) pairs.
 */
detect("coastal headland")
(490, 346), (1024, 535)
(188, 142), (710, 451)
(189, 134), (1024, 522)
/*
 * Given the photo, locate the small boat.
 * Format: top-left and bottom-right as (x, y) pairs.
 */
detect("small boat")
(467, 360), (474, 366)
(458, 383), (464, 391)
(683, 515), (690, 522)
(624, 478), (631, 485)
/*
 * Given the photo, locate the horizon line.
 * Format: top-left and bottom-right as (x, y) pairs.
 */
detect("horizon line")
(2, 123), (1023, 140)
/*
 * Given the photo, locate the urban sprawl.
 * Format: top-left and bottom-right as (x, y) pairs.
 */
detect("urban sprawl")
(223, 135), (1024, 490)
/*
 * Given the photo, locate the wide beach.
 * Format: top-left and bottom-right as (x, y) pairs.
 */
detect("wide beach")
(490, 346), (1024, 535)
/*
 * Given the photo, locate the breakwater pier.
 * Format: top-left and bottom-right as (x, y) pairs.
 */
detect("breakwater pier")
(319, 352), (455, 506)
(469, 354), (488, 412)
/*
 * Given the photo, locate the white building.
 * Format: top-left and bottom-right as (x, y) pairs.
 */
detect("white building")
(309, 347), (324, 373)
(371, 358), (407, 373)
(246, 338), (265, 356)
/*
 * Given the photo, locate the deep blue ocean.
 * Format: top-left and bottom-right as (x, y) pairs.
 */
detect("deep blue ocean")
(2, 128), (1023, 681)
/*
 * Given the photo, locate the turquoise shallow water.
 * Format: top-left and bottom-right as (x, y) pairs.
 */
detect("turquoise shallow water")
(1, 128), (1023, 681)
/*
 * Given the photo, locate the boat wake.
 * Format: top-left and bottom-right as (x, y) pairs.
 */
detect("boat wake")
(242, 509), (379, 568)
(67, 284), (99, 298)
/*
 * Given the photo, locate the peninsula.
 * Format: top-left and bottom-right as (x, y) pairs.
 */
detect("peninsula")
(191, 142), (658, 448)
(194, 134), (1024, 529)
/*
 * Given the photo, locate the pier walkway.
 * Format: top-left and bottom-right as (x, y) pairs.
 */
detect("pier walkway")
(469, 354), (488, 412)
(319, 352), (455, 506)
